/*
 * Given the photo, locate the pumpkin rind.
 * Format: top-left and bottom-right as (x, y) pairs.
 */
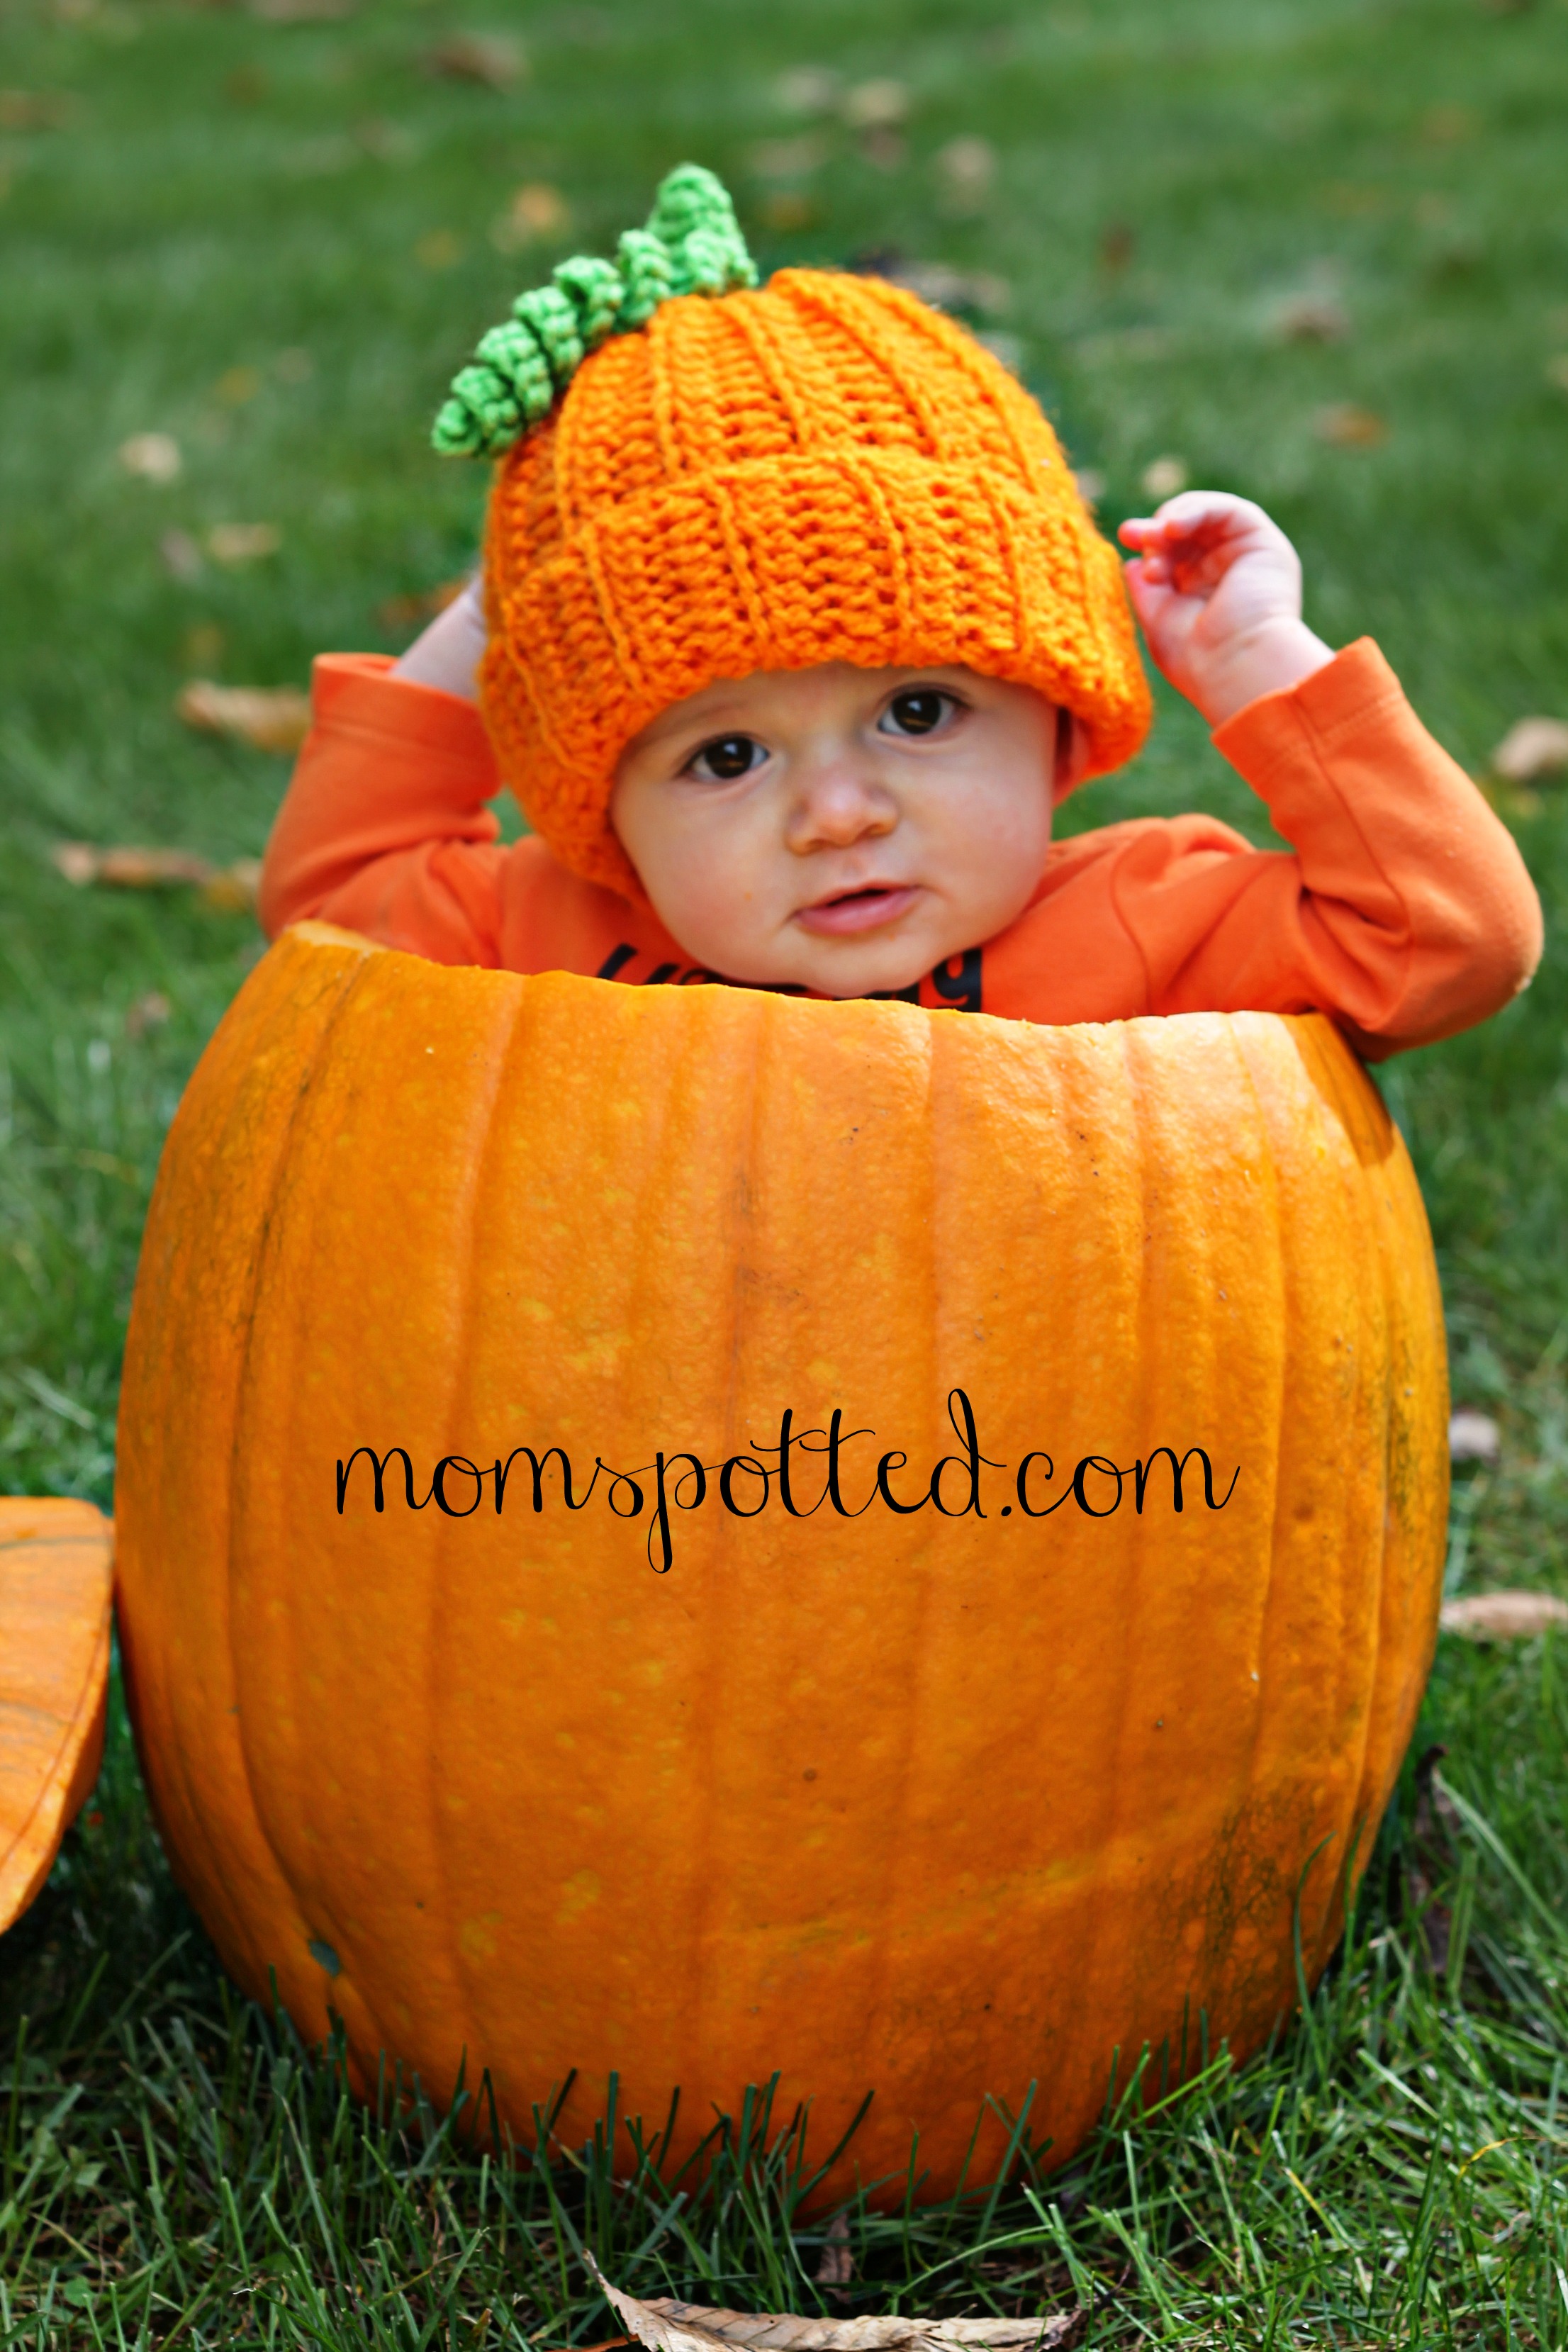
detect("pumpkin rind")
(0, 1497), (113, 1930)
(115, 925), (1447, 2193)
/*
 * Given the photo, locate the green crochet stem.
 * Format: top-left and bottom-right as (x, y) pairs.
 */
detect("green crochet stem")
(432, 164), (758, 459)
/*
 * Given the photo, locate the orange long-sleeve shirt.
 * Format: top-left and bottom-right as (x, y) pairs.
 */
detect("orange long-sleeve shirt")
(259, 638), (1542, 1059)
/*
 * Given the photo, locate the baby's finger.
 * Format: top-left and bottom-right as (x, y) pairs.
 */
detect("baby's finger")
(1119, 495), (1236, 558)
(1121, 556), (1174, 617)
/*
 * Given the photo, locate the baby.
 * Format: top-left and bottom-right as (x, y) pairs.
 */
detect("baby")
(261, 167), (1540, 1054)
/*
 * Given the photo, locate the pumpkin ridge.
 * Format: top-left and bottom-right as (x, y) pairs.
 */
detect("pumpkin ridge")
(849, 996), (940, 2110)
(121, 930), (372, 1991)
(697, 982), (813, 2110)
(223, 941), (383, 2019)
(1235, 1015), (1401, 1971)
(1058, 1023), (1149, 2076)
(1104, 1020), (1167, 2051)
(1221, 1019), (1316, 1999)
(681, 986), (766, 2110)
(1216, 1018), (1292, 1859)
(1284, 1015), (1391, 1924)
(1306, 1017), (1444, 1886)
(1231, 1018), (1350, 1986)
(1314, 1017), (1391, 1970)
(429, 969), (528, 2092)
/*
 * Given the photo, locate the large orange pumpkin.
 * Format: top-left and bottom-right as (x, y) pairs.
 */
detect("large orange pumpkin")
(115, 923), (1447, 2195)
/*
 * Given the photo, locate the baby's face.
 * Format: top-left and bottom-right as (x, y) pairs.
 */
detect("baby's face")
(610, 662), (1069, 998)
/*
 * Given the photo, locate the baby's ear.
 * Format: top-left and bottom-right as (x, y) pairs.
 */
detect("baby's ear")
(1053, 707), (1092, 799)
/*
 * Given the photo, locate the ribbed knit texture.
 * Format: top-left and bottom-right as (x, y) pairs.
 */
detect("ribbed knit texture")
(480, 267), (1153, 900)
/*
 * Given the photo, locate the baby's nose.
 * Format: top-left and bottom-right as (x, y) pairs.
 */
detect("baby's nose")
(787, 766), (897, 851)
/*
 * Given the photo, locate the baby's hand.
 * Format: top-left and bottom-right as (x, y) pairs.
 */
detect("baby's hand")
(392, 573), (488, 700)
(1118, 493), (1333, 729)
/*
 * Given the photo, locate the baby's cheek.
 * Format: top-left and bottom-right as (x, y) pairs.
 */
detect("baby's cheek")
(625, 816), (780, 974)
(931, 775), (1052, 911)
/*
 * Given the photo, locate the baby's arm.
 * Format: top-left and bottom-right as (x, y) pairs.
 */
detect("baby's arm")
(257, 651), (512, 961)
(1112, 494), (1540, 1053)
(260, 575), (508, 956)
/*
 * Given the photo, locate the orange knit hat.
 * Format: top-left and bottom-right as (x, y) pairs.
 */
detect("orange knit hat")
(435, 167), (1151, 900)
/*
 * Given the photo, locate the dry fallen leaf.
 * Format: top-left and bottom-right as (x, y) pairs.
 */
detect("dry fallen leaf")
(1272, 289), (1350, 343)
(52, 843), (102, 887)
(183, 622), (225, 669)
(1420, 103), (1476, 145)
(815, 2213), (853, 2290)
(202, 858), (263, 913)
(775, 65), (839, 116)
(491, 182), (569, 252)
(1480, 774), (1542, 823)
(54, 844), (216, 889)
(160, 528), (204, 582)
(1318, 181), (1391, 220)
(1441, 1592), (1568, 1641)
(124, 991), (172, 1038)
(585, 2257), (1080, 2352)
(749, 134), (830, 181)
(1141, 454), (1190, 500)
(415, 228), (464, 270)
(762, 191), (818, 233)
(284, 133), (355, 179)
(842, 77), (908, 130)
(935, 136), (997, 211)
(52, 841), (262, 909)
(1314, 402), (1387, 448)
(207, 522), (281, 564)
(177, 679), (312, 753)
(215, 364), (262, 406)
(119, 432), (182, 483)
(425, 33), (526, 89)
(0, 89), (73, 130)
(858, 127), (906, 170)
(1491, 716), (1568, 783)
(1448, 1409), (1501, 1465)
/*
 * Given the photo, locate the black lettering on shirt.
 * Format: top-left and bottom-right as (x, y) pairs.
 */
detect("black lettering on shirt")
(931, 947), (983, 1012)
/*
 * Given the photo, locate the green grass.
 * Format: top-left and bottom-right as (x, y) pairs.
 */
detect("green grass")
(4, 0), (1568, 2340)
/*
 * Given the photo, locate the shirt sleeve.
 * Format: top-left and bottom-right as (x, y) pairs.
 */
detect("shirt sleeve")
(1119, 639), (1543, 1057)
(258, 655), (513, 965)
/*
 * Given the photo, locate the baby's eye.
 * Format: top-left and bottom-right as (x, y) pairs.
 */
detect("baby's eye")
(688, 733), (767, 782)
(880, 688), (961, 738)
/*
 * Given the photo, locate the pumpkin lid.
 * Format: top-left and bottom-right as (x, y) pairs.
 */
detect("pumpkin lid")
(0, 1496), (114, 1934)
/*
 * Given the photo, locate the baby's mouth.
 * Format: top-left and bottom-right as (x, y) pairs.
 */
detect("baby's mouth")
(794, 883), (922, 938)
